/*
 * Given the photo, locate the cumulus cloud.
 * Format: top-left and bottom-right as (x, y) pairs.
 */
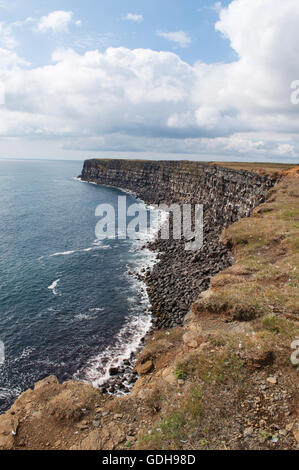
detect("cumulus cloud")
(0, 48), (29, 69)
(0, 0), (299, 161)
(123, 13), (143, 23)
(0, 20), (30, 68)
(37, 11), (75, 33)
(157, 30), (192, 48)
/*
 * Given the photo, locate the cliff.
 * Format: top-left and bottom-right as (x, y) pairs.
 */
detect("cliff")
(80, 159), (275, 211)
(81, 159), (276, 330)
(0, 162), (298, 451)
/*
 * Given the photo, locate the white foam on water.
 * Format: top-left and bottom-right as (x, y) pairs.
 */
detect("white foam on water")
(46, 242), (111, 259)
(74, 202), (168, 390)
(70, 185), (170, 392)
(74, 304), (151, 388)
(75, 313), (94, 321)
(7, 346), (35, 365)
(73, 279), (153, 389)
(74, 177), (98, 185)
(48, 279), (60, 295)
(0, 386), (23, 400)
(50, 251), (75, 257)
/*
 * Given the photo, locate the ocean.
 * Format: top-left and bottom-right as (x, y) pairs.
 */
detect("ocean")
(0, 159), (157, 413)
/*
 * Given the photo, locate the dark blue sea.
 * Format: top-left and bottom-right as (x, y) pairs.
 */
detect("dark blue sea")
(0, 159), (156, 413)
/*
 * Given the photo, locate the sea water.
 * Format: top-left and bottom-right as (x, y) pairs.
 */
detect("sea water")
(0, 158), (160, 412)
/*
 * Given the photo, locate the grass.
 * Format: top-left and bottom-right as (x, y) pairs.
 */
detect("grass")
(293, 239), (299, 253)
(137, 168), (299, 450)
(142, 411), (185, 450)
(183, 386), (202, 418)
(260, 315), (299, 338)
(138, 386), (203, 450)
(152, 328), (183, 343)
(144, 388), (163, 415)
(207, 174), (299, 321)
(175, 350), (244, 385)
(207, 161), (296, 177)
(282, 209), (299, 219)
(137, 328), (183, 367)
(195, 284), (267, 320)
(90, 159), (297, 180)
(174, 363), (188, 381)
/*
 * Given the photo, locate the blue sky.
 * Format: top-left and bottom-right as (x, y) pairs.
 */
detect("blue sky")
(0, 0), (298, 162)
(1, 0), (234, 66)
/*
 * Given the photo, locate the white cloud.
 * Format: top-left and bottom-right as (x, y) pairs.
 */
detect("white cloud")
(37, 11), (74, 33)
(0, 47), (29, 69)
(11, 17), (35, 28)
(0, 19), (31, 69)
(0, 22), (18, 49)
(212, 2), (222, 13)
(0, 0), (299, 162)
(123, 13), (143, 23)
(157, 30), (192, 48)
(277, 143), (296, 156)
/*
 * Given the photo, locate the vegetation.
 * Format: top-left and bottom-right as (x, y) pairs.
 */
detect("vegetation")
(137, 165), (299, 450)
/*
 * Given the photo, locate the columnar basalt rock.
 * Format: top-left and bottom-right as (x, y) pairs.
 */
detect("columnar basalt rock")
(81, 159), (276, 329)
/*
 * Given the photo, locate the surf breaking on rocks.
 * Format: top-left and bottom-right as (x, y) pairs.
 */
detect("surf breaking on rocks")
(73, 180), (168, 394)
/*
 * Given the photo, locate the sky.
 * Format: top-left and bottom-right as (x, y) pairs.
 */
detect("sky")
(0, 0), (298, 162)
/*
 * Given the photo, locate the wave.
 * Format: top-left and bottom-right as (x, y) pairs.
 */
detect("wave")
(74, 177), (97, 185)
(48, 279), (60, 295)
(8, 346), (36, 364)
(129, 203), (169, 252)
(50, 251), (75, 257)
(46, 243), (112, 258)
(74, 313), (95, 322)
(74, 201), (168, 390)
(72, 189), (168, 392)
(0, 386), (22, 401)
(74, 307), (151, 388)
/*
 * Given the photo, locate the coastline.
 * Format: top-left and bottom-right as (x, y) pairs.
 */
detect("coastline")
(0, 163), (298, 451)
(76, 162), (277, 393)
(74, 177), (167, 395)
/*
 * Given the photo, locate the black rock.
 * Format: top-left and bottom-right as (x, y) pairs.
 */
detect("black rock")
(109, 367), (119, 376)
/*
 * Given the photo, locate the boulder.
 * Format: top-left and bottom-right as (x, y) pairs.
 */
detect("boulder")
(136, 360), (154, 375)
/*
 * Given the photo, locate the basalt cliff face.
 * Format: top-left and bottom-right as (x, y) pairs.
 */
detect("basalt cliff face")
(81, 159), (276, 329)
(81, 159), (274, 211)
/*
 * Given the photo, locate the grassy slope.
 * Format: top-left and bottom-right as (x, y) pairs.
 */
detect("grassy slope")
(134, 165), (299, 450)
(209, 162), (296, 176)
